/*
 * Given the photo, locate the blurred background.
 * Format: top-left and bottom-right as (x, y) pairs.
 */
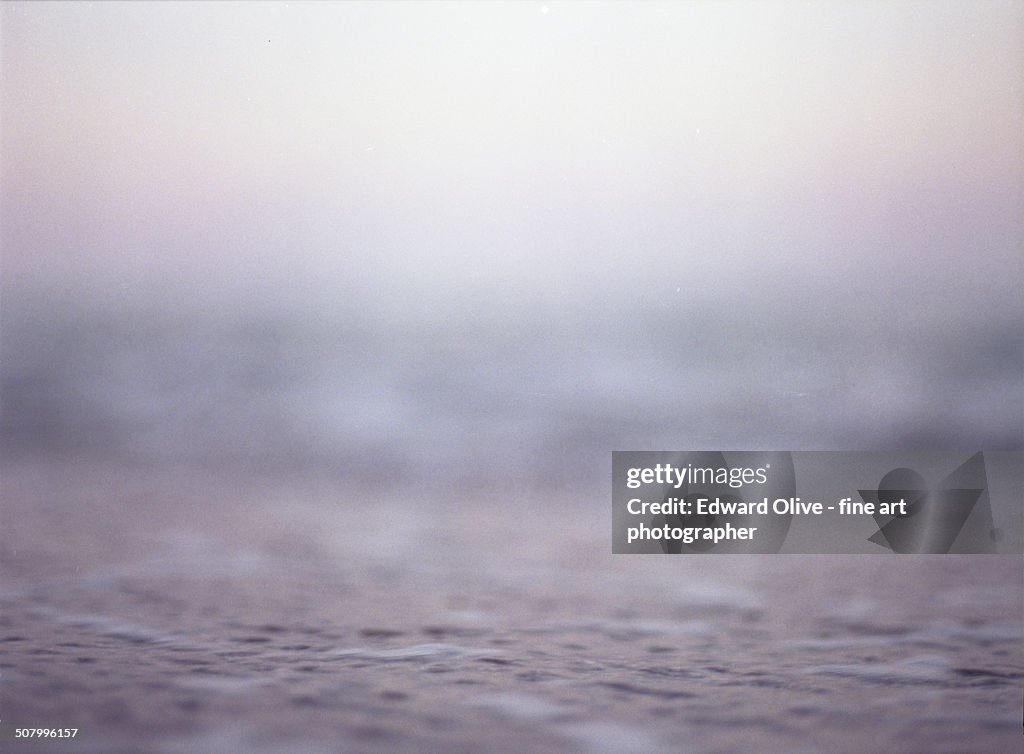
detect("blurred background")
(2, 0), (1022, 486)
(2, 5), (1022, 751)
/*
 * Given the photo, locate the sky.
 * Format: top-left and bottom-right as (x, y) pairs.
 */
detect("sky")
(1, 1), (1022, 325)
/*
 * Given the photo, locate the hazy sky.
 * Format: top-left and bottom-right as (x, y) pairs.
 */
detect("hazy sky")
(2, 1), (1021, 321)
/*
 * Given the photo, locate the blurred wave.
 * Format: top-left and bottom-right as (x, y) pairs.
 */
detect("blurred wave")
(3, 296), (1020, 489)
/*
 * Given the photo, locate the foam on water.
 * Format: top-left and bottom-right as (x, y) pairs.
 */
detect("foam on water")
(54, 613), (178, 645)
(331, 643), (492, 662)
(673, 583), (762, 613)
(806, 654), (952, 682)
(470, 692), (568, 721)
(174, 675), (275, 695)
(557, 720), (665, 754)
(909, 621), (1022, 645)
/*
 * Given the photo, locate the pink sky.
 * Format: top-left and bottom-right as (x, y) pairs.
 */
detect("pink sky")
(2, 1), (1021, 320)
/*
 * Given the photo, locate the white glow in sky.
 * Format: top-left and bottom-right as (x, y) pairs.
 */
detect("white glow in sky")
(2, 1), (1021, 320)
